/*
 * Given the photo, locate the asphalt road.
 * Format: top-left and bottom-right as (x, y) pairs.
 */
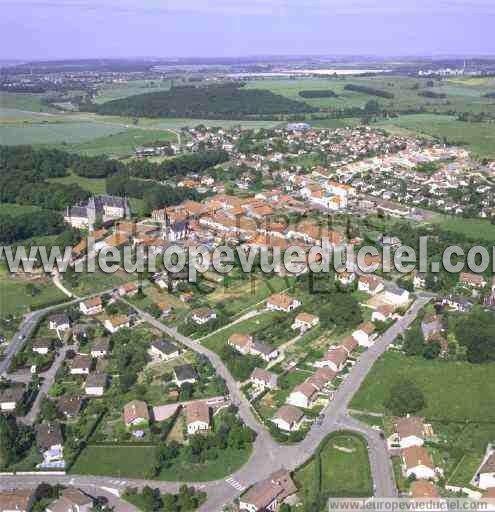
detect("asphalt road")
(1, 295), (430, 511)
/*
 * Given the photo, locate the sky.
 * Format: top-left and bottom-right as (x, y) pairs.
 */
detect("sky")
(0, 0), (493, 60)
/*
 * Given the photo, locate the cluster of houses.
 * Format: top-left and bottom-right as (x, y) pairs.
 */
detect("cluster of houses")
(0, 487), (95, 512)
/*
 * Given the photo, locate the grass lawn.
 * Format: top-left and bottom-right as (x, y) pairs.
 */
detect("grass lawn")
(64, 268), (130, 296)
(94, 79), (173, 104)
(428, 214), (495, 243)
(70, 444), (252, 481)
(56, 128), (177, 157)
(294, 431), (372, 505)
(0, 203), (42, 216)
(0, 265), (67, 317)
(48, 171), (107, 195)
(0, 92), (56, 113)
(351, 351), (495, 421)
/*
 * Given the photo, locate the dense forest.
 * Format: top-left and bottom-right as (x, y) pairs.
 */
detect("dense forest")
(86, 84), (317, 119)
(344, 84), (395, 99)
(298, 89), (337, 98)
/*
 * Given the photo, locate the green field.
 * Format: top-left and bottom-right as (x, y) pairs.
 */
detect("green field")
(0, 203), (42, 216)
(47, 171), (106, 194)
(373, 113), (495, 158)
(0, 264), (67, 317)
(294, 431), (372, 505)
(351, 351), (495, 421)
(0, 121), (127, 146)
(53, 128), (177, 157)
(429, 214), (495, 242)
(70, 444), (251, 481)
(0, 92), (57, 113)
(94, 79), (173, 104)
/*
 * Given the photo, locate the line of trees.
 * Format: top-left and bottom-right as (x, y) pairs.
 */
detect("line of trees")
(344, 84), (395, 99)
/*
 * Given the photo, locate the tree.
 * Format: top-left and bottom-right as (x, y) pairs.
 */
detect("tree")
(318, 293), (362, 329)
(403, 325), (425, 356)
(423, 341), (441, 360)
(385, 379), (426, 416)
(455, 308), (495, 363)
(0, 416), (16, 468)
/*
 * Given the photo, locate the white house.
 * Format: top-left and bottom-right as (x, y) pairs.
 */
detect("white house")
(394, 416), (425, 448)
(287, 382), (318, 409)
(402, 446), (436, 480)
(352, 322), (377, 347)
(314, 346), (348, 372)
(266, 293), (301, 313)
(0, 385), (25, 412)
(79, 296), (103, 316)
(70, 355), (92, 375)
(123, 400), (149, 427)
(372, 304), (395, 323)
(84, 373), (107, 396)
(358, 275), (384, 295)
(272, 405), (304, 432)
(191, 308), (217, 325)
(104, 315), (130, 334)
(478, 452), (495, 490)
(384, 287), (410, 306)
(148, 340), (180, 362)
(185, 401), (211, 435)
(250, 368), (278, 390)
(291, 313), (319, 332)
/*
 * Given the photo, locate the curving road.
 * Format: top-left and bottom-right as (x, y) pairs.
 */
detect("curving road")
(1, 295), (430, 511)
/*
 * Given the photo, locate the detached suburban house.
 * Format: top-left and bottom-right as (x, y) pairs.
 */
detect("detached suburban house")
(272, 404), (304, 432)
(459, 271), (487, 289)
(392, 416), (426, 448)
(70, 355), (93, 375)
(228, 333), (253, 355)
(35, 422), (64, 465)
(291, 312), (319, 332)
(0, 384), (25, 412)
(48, 313), (71, 334)
(250, 368), (278, 390)
(90, 338), (110, 358)
(250, 341), (279, 362)
(185, 401), (211, 435)
(383, 286), (410, 306)
(287, 382), (318, 409)
(32, 338), (53, 355)
(0, 490), (35, 512)
(477, 452), (495, 490)
(372, 304), (395, 323)
(402, 446), (436, 480)
(410, 480), (440, 500)
(104, 315), (130, 334)
(352, 322), (377, 347)
(46, 487), (93, 512)
(358, 275), (384, 295)
(315, 346), (348, 372)
(123, 400), (149, 428)
(239, 469), (297, 512)
(148, 340), (180, 361)
(79, 296), (103, 316)
(191, 308), (217, 325)
(266, 293), (301, 313)
(84, 373), (107, 396)
(173, 364), (198, 386)
(118, 281), (139, 297)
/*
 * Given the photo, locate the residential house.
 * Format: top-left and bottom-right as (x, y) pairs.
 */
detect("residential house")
(239, 469), (297, 512)
(413, 272), (427, 289)
(291, 313), (319, 332)
(104, 315), (130, 334)
(79, 296), (103, 316)
(336, 271), (356, 286)
(287, 381), (318, 409)
(250, 341), (279, 362)
(118, 282), (139, 297)
(90, 338), (110, 359)
(46, 487), (93, 512)
(250, 368), (278, 390)
(148, 340), (180, 362)
(173, 364), (198, 386)
(35, 422), (64, 464)
(340, 336), (359, 356)
(478, 452), (495, 490)
(358, 275), (384, 295)
(0, 384), (25, 412)
(123, 400), (149, 428)
(48, 313), (70, 333)
(70, 355), (92, 375)
(410, 480), (440, 500)
(442, 295), (472, 312)
(272, 405), (305, 432)
(372, 304), (395, 323)
(394, 416), (426, 448)
(352, 322), (377, 347)
(383, 287), (410, 306)
(228, 333), (253, 355)
(191, 308), (217, 325)
(57, 395), (83, 419)
(460, 272), (487, 289)
(315, 346), (348, 372)
(421, 314), (443, 340)
(402, 446), (436, 480)
(307, 367), (336, 390)
(266, 293), (301, 313)
(84, 373), (107, 396)
(185, 401), (211, 435)
(156, 302), (172, 317)
(32, 338), (53, 355)
(0, 490), (35, 512)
